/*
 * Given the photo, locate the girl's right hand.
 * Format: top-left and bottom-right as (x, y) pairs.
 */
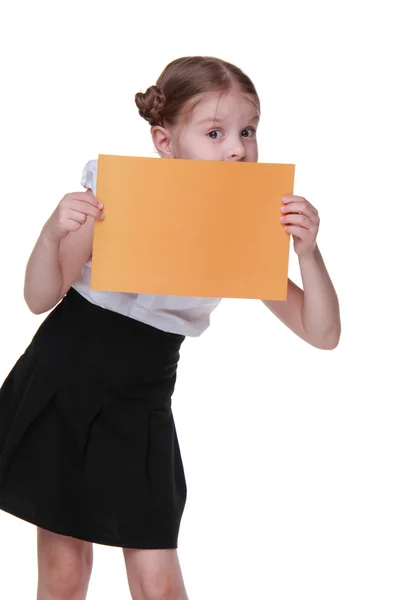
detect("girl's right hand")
(44, 191), (104, 242)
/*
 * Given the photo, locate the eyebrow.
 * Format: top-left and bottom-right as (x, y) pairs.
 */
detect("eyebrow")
(196, 115), (260, 126)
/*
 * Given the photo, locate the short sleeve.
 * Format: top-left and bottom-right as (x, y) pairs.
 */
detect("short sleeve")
(81, 159), (98, 194)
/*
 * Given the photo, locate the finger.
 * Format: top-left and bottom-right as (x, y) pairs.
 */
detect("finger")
(281, 195), (307, 204)
(67, 199), (104, 220)
(65, 192), (103, 209)
(280, 202), (316, 218)
(281, 195), (317, 215)
(281, 201), (307, 213)
(83, 190), (103, 209)
(65, 219), (82, 232)
(283, 206), (319, 225)
(68, 210), (87, 225)
(283, 225), (309, 237)
(280, 213), (314, 229)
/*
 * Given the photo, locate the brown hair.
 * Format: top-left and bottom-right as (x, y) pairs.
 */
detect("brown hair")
(135, 56), (259, 127)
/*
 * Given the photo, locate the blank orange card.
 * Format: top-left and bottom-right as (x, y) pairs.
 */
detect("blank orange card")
(91, 155), (295, 300)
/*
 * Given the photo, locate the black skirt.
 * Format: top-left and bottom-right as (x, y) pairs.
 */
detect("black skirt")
(0, 288), (187, 549)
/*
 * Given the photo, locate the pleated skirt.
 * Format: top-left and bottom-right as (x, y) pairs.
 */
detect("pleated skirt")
(0, 288), (187, 548)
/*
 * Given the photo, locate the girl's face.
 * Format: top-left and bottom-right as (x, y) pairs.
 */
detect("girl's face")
(152, 89), (260, 163)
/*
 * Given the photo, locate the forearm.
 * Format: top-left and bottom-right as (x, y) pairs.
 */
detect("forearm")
(299, 245), (341, 349)
(24, 226), (63, 314)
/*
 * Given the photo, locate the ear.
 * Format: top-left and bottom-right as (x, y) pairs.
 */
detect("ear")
(151, 126), (175, 158)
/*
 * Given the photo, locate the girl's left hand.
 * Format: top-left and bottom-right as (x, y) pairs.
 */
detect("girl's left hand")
(280, 195), (320, 257)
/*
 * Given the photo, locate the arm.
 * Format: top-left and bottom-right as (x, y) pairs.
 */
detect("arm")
(262, 245), (341, 349)
(262, 194), (341, 350)
(24, 190), (103, 314)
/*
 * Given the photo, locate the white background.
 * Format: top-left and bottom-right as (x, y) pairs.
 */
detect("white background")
(0, 0), (399, 598)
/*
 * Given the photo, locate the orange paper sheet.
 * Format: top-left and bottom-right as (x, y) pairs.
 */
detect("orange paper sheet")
(91, 155), (295, 300)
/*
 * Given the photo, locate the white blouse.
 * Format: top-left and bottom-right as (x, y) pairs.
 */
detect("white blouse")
(71, 160), (222, 337)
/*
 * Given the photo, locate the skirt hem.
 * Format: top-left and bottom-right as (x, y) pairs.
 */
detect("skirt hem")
(0, 502), (179, 549)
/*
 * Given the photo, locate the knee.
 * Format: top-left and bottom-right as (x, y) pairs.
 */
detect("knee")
(140, 572), (182, 600)
(38, 544), (92, 599)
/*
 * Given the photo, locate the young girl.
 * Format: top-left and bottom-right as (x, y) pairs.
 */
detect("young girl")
(0, 56), (340, 600)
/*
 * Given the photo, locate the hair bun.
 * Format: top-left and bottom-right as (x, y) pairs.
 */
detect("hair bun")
(135, 85), (166, 126)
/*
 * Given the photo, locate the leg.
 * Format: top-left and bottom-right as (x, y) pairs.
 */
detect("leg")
(123, 548), (189, 600)
(37, 528), (93, 600)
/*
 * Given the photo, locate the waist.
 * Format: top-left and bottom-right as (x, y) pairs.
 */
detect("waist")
(29, 289), (185, 399)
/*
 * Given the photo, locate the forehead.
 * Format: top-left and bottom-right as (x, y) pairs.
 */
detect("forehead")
(189, 90), (260, 124)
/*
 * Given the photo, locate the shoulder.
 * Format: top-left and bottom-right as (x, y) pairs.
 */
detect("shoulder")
(81, 159), (98, 193)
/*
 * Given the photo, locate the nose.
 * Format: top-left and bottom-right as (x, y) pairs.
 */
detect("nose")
(226, 139), (246, 161)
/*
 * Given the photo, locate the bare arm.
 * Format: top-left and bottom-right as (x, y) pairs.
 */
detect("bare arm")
(262, 245), (341, 350)
(24, 190), (103, 314)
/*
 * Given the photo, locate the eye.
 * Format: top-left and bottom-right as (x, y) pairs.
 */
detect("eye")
(208, 129), (223, 139)
(241, 128), (256, 138)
